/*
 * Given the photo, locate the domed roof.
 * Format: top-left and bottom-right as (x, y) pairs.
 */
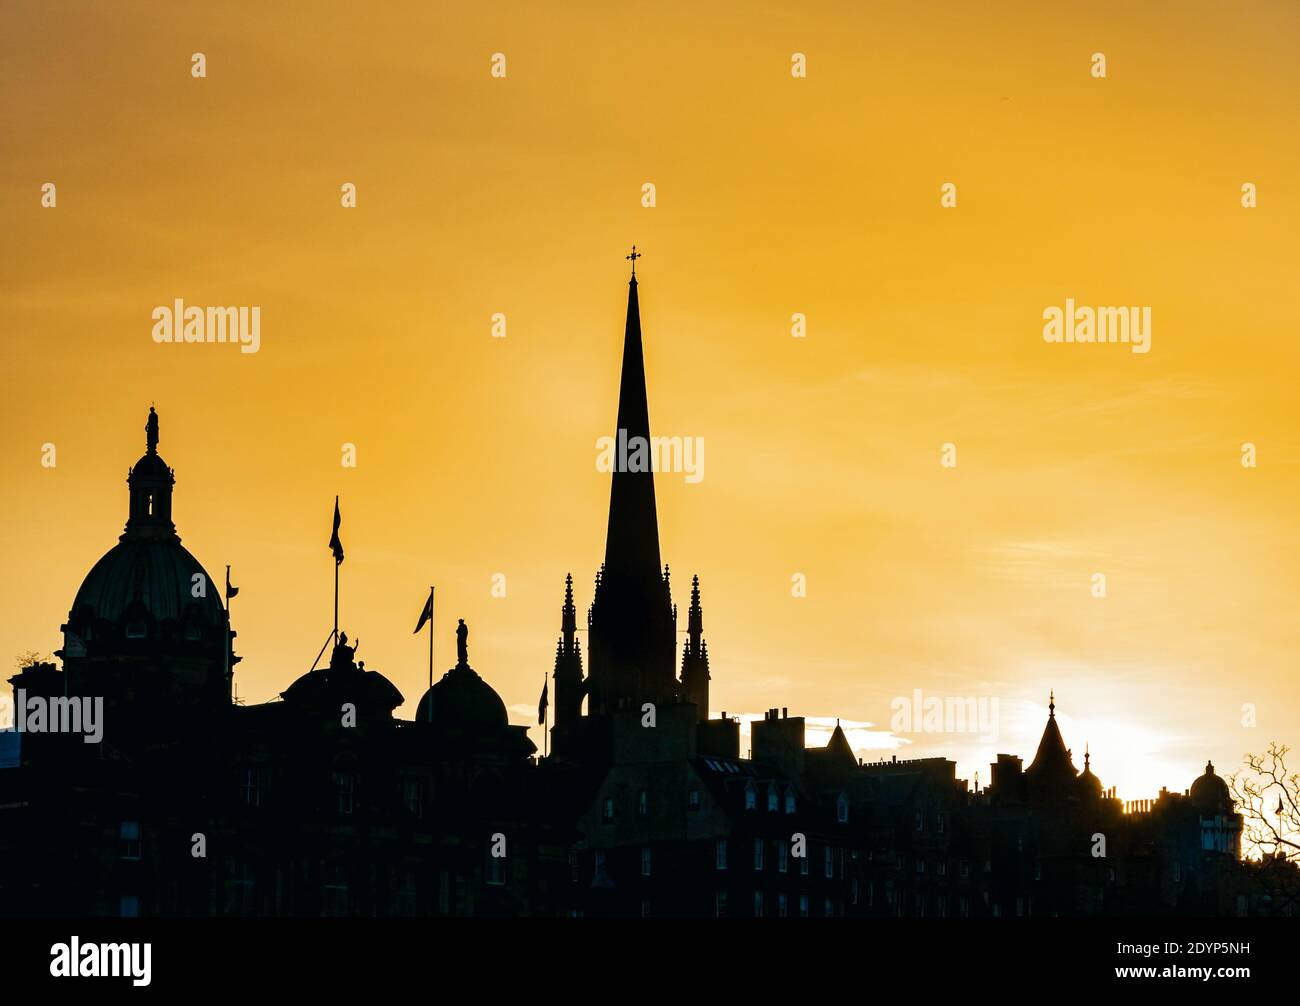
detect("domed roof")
(1190, 760), (1232, 812)
(415, 663), (509, 734)
(1078, 747), (1103, 798)
(280, 633), (404, 714)
(71, 537), (225, 628)
(66, 407), (224, 631)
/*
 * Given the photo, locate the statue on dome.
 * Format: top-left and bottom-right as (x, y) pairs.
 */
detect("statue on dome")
(330, 631), (358, 670)
(145, 406), (159, 454)
(456, 619), (469, 667)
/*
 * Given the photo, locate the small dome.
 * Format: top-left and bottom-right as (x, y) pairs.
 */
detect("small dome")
(1190, 760), (1232, 812)
(415, 663), (508, 734)
(70, 537), (225, 629)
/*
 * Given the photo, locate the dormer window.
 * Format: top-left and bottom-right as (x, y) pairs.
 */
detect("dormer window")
(766, 784), (779, 812)
(744, 782), (757, 810)
(784, 792), (796, 814)
(836, 793), (849, 823)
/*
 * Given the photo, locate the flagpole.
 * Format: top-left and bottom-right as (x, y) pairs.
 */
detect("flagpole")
(224, 564), (232, 697)
(428, 586), (435, 723)
(544, 673), (549, 759)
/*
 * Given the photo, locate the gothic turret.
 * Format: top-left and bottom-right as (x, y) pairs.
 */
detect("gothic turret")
(680, 574), (709, 714)
(553, 573), (585, 735)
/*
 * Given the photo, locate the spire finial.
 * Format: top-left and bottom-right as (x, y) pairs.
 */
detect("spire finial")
(626, 244), (641, 278)
(1049, 690), (1055, 717)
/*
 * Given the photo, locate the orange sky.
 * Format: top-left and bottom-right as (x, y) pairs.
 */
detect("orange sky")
(2, 1), (1297, 800)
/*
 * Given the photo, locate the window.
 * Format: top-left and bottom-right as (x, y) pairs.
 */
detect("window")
(836, 794), (849, 823)
(960, 896), (969, 918)
(753, 891), (763, 917)
(119, 895), (140, 918)
(223, 859), (255, 915)
(125, 620), (147, 639)
(753, 838), (764, 871)
(333, 772), (356, 814)
(119, 820), (141, 860)
(641, 899), (651, 918)
(916, 859), (925, 874)
(798, 895), (809, 918)
(641, 847), (652, 877)
(914, 810), (924, 832)
(715, 839), (727, 870)
(744, 783), (757, 810)
(403, 779), (424, 819)
(960, 859), (970, 878)
(800, 849), (809, 876)
(766, 785), (779, 812)
(1034, 861), (1041, 881)
(322, 864), (350, 916)
(240, 767), (261, 808)
(938, 860), (947, 877)
(778, 893), (788, 917)
(852, 878), (860, 905)
(778, 841), (788, 873)
(594, 850), (606, 877)
(937, 813), (946, 834)
(638, 790), (648, 817)
(1173, 862), (1182, 882)
(603, 797), (614, 820)
(784, 792), (796, 814)
(688, 789), (700, 810)
(487, 853), (507, 886)
(824, 846), (834, 879)
(824, 897), (834, 918)
(396, 870), (417, 916)
(715, 891), (727, 917)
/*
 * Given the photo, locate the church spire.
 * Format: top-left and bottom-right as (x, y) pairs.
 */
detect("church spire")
(603, 250), (662, 583)
(587, 252), (678, 712)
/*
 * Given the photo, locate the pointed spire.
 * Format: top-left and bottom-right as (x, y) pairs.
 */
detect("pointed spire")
(602, 263), (662, 584)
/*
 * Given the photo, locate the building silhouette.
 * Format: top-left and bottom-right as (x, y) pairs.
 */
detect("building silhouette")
(0, 267), (1278, 918)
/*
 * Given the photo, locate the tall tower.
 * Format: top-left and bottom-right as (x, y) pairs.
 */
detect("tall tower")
(585, 258), (679, 713)
(680, 574), (709, 714)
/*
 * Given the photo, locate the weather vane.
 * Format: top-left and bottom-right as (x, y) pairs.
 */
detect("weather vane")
(626, 244), (641, 276)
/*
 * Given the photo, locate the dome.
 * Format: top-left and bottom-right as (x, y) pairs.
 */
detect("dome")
(1078, 749), (1103, 799)
(415, 663), (508, 734)
(70, 536), (225, 629)
(1190, 760), (1232, 813)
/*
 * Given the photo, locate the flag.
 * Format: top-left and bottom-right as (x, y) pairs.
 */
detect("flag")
(538, 677), (549, 725)
(225, 566), (239, 600)
(328, 496), (344, 564)
(413, 590), (434, 634)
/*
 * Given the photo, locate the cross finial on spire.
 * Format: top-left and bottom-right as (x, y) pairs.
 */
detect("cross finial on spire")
(626, 244), (641, 277)
(1049, 690), (1055, 716)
